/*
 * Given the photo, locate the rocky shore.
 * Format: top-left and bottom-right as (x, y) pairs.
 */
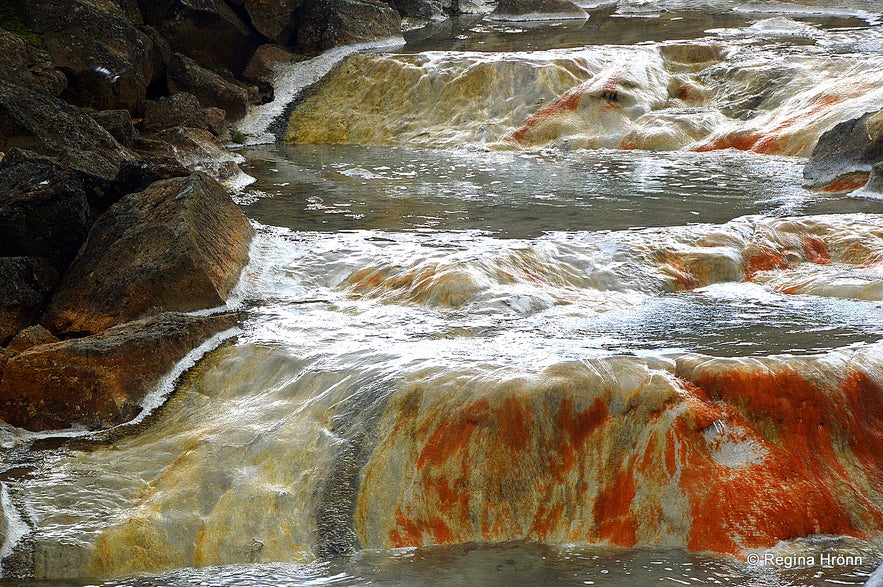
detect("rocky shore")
(1, 0), (883, 434)
(0, 0), (459, 432)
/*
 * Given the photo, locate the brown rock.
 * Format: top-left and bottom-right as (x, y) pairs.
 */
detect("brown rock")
(11, 0), (154, 111)
(111, 138), (192, 198)
(90, 109), (136, 148)
(203, 106), (227, 136)
(0, 28), (66, 96)
(243, 44), (294, 86)
(296, 0), (402, 53)
(43, 172), (253, 336)
(242, 0), (295, 44)
(0, 312), (238, 431)
(167, 53), (250, 121)
(492, 0), (588, 19)
(6, 325), (58, 353)
(0, 257), (59, 346)
(143, 0), (260, 74)
(156, 127), (245, 183)
(143, 92), (209, 133)
(0, 82), (131, 184)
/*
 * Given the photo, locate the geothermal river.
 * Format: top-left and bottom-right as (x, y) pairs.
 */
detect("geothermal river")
(4, 1), (883, 586)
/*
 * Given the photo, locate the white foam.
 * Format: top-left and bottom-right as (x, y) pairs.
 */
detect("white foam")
(234, 37), (406, 145)
(0, 483), (29, 561)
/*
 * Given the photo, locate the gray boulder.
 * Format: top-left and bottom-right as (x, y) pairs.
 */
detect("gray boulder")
(296, 0), (403, 53)
(804, 109), (883, 192)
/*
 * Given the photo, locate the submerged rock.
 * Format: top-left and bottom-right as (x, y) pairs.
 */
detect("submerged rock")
(0, 257), (58, 346)
(42, 172), (253, 337)
(803, 109), (883, 192)
(0, 28), (66, 97)
(0, 312), (239, 431)
(296, 0), (402, 53)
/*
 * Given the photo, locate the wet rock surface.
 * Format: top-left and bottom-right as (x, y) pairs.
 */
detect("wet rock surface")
(296, 0), (403, 53)
(0, 312), (239, 431)
(804, 109), (883, 192)
(492, 0), (587, 19)
(42, 172), (253, 337)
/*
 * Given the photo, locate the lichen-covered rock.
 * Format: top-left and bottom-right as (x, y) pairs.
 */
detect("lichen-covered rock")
(803, 109), (883, 192)
(0, 83), (130, 184)
(9, 0), (154, 111)
(42, 172), (253, 336)
(0, 312), (239, 431)
(492, 0), (588, 19)
(142, 0), (259, 74)
(89, 109), (135, 148)
(6, 325), (58, 353)
(0, 150), (91, 272)
(0, 28), (66, 96)
(0, 257), (59, 346)
(296, 0), (403, 53)
(167, 53), (250, 121)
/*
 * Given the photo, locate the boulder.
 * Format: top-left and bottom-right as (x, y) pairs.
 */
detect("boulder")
(142, 0), (259, 74)
(388, 0), (444, 19)
(243, 44), (293, 86)
(89, 109), (135, 148)
(6, 325), (58, 353)
(10, 0), (154, 111)
(142, 92), (210, 133)
(0, 83), (131, 185)
(0, 312), (238, 431)
(0, 28), (66, 96)
(296, 0), (403, 53)
(42, 172), (253, 336)
(803, 109), (883, 192)
(0, 150), (91, 272)
(156, 127), (245, 183)
(492, 0), (588, 19)
(167, 53), (250, 121)
(241, 0), (295, 44)
(111, 139), (191, 196)
(0, 257), (58, 346)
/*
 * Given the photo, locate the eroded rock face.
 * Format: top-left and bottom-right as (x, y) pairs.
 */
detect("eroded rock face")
(0, 312), (238, 431)
(0, 150), (91, 272)
(42, 172), (252, 336)
(0, 83), (130, 184)
(6, 324), (58, 353)
(296, 0), (402, 53)
(0, 257), (58, 346)
(803, 109), (883, 192)
(0, 28), (66, 96)
(168, 53), (249, 121)
(10, 0), (154, 111)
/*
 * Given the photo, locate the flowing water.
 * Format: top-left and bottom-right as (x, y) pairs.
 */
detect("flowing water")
(4, 1), (883, 586)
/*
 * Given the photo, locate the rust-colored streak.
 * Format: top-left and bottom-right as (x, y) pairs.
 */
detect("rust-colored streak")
(509, 90), (583, 143)
(801, 236), (831, 264)
(500, 395), (533, 453)
(744, 247), (790, 280)
(818, 172), (870, 194)
(416, 398), (488, 469)
(550, 398), (609, 482)
(593, 472), (638, 547)
(678, 365), (883, 554)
